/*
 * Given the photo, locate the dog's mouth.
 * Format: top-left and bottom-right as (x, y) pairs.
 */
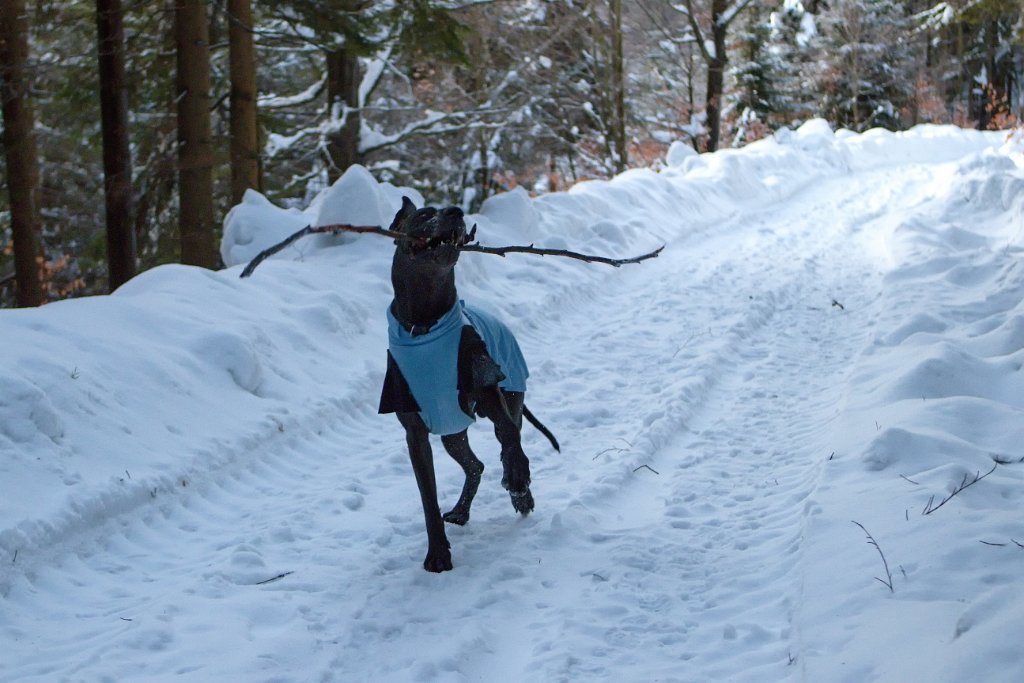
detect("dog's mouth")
(403, 230), (463, 262)
(401, 209), (467, 261)
(414, 231), (463, 253)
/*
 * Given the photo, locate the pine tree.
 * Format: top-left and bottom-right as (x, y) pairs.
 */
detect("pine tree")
(175, 0), (217, 268)
(228, 0), (262, 204)
(814, 0), (915, 131)
(0, 0), (45, 306)
(96, 0), (137, 290)
(730, 6), (777, 125)
(767, 0), (819, 125)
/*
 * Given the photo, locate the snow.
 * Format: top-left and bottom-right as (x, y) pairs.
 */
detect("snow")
(665, 140), (698, 168)
(3, 121), (1023, 682)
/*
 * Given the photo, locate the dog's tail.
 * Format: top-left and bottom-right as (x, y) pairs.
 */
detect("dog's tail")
(523, 405), (560, 452)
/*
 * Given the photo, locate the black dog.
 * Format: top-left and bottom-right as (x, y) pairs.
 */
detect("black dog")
(379, 197), (558, 572)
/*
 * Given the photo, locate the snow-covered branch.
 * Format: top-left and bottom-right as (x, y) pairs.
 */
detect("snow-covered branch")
(359, 107), (510, 155)
(258, 74), (327, 109)
(719, 0), (758, 30)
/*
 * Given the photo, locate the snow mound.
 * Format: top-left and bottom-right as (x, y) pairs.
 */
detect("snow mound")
(0, 375), (63, 445)
(478, 186), (540, 241)
(221, 165), (425, 268)
(665, 140), (698, 168)
(3, 122), (1022, 683)
(220, 189), (310, 268)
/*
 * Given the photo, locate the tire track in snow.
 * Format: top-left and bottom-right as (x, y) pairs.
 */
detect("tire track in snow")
(443, 165), (927, 682)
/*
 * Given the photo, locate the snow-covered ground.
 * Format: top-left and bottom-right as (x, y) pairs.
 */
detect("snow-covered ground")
(2, 122), (1023, 682)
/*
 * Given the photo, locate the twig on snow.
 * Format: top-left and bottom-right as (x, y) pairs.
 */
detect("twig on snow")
(921, 463), (997, 516)
(852, 521), (894, 593)
(255, 570), (295, 585)
(979, 539), (1024, 549)
(632, 464), (660, 475)
(593, 438), (634, 461)
(594, 446), (628, 461)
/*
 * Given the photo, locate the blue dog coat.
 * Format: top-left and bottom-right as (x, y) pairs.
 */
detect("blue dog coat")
(381, 300), (528, 435)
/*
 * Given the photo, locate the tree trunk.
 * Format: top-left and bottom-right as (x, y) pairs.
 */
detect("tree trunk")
(705, 0), (728, 152)
(175, 0), (217, 268)
(610, 0), (627, 173)
(96, 0), (137, 290)
(325, 47), (361, 183)
(227, 0), (261, 204)
(0, 0), (45, 307)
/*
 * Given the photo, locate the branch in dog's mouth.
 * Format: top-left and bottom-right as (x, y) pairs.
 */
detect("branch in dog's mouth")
(239, 221), (662, 278)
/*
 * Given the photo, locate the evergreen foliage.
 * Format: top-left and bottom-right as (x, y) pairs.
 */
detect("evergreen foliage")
(1, 0), (1022, 306)
(815, 0), (916, 131)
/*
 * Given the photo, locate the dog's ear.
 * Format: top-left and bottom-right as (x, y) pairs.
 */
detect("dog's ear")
(389, 196), (418, 235)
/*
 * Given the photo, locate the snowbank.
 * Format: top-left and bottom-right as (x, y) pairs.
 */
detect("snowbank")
(2, 121), (1020, 682)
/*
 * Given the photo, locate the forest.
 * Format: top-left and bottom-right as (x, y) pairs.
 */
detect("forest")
(1, 0), (1021, 307)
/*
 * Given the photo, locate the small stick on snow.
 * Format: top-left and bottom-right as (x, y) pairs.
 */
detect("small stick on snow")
(255, 571), (295, 585)
(852, 521), (894, 593)
(632, 464), (660, 475)
(980, 539), (1024, 549)
(921, 463), (997, 516)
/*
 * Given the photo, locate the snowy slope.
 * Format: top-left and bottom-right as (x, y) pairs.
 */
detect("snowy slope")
(1, 122), (1022, 682)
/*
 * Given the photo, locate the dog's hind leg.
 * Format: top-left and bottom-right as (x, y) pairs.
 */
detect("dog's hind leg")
(476, 389), (534, 515)
(397, 411), (453, 572)
(440, 430), (484, 526)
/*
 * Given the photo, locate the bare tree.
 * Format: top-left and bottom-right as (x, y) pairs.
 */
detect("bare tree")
(96, 0), (137, 290)
(175, 0), (217, 268)
(0, 0), (45, 306)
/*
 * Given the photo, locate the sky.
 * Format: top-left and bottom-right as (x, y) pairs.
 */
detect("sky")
(2, 121), (1023, 682)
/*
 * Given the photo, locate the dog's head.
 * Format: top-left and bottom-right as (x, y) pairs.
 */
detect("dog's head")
(389, 196), (468, 267)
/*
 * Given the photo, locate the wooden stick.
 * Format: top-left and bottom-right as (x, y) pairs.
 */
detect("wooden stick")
(239, 224), (402, 278)
(461, 242), (664, 267)
(255, 570), (294, 585)
(239, 222), (664, 278)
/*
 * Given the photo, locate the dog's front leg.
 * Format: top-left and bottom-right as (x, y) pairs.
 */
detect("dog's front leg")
(397, 412), (453, 572)
(440, 430), (484, 525)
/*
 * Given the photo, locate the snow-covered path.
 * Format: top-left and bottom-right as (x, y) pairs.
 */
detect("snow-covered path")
(3, 161), (927, 682)
(4, 125), (1023, 683)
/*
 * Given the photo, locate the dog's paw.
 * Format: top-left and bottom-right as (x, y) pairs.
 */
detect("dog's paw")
(509, 487), (534, 515)
(500, 453), (531, 494)
(443, 508), (470, 526)
(423, 547), (454, 573)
